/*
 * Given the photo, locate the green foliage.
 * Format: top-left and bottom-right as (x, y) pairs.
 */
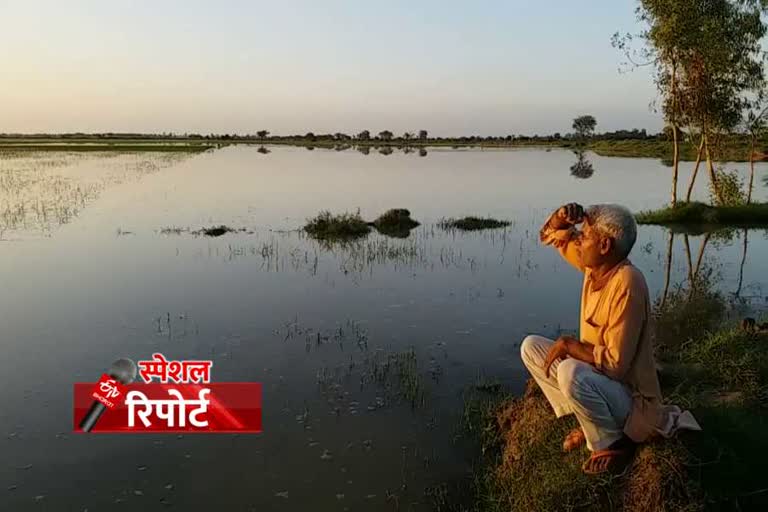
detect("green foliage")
(709, 169), (745, 206)
(653, 267), (725, 359)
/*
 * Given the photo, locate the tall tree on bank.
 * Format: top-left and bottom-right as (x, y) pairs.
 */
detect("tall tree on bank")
(744, 105), (768, 204)
(619, 0), (767, 206)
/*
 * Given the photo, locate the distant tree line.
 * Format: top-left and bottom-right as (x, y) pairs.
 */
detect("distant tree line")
(0, 127), (659, 143)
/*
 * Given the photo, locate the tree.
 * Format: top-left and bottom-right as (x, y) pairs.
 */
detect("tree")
(257, 130), (269, 139)
(572, 115), (597, 139)
(743, 104), (768, 203)
(357, 130), (370, 141)
(378, 130), (393, 141)
(403, 132), (414, 141)
(629, 0), (768, 206)
(418, 130), (428, 141)
(305, 132), (316, 141)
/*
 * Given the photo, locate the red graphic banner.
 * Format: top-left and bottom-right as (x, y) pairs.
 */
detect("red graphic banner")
(73, 383), (262, 433)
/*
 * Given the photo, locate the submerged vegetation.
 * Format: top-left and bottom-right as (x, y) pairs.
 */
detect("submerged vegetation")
(462, 268), (768, 511)
(438, 216), (511, 231)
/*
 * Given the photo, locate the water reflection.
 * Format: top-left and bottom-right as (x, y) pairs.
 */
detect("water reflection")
(3, 147), (768, 511)
(659, 226), (767, 313)
(569, 151), (595, 179)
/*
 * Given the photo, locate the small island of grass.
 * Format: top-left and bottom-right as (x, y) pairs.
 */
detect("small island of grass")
(439, 216), (511, 231)
(304, 210), (372, 240)
(370, 208), (420, 238)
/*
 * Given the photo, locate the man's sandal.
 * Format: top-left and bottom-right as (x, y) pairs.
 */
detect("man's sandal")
(562, 428), (586, 452)
(581, 448), (634, 475)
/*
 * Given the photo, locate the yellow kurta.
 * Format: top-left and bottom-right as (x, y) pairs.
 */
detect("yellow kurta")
(540, 213), (664, 442)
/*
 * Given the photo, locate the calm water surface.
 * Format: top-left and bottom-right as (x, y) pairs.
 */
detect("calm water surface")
(2, 146), (767, 511)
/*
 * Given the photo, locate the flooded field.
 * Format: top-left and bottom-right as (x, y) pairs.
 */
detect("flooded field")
(2, 146), (768, 511)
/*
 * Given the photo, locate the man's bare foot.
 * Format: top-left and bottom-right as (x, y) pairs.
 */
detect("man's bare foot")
(562, 427), (586, 452)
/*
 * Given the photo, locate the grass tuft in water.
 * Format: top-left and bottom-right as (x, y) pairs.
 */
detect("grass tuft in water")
(438, 216), (510, 231)
(304, 210), (372, 241)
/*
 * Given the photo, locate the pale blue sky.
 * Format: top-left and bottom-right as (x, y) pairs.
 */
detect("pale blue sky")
(1, 0), (660, 135)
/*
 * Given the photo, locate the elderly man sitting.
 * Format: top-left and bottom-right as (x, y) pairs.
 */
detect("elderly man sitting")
(521, 203), (664, 474)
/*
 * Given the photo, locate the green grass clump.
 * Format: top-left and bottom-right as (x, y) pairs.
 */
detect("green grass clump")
(636, 202), (768, 228)
(370, 208), (420, 238)
(304, 210), (371, 240)
(438, 216), (510, 231)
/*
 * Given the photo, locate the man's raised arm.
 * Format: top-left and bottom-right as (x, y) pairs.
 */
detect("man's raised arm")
(539, 203), (585, 272)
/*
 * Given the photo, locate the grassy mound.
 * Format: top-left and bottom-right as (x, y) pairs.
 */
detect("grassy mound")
(464, 275), (768, 511)
(439, 216), (510, 231)
(636, 202), (768, 228)
(304, 210), (371, 240)
(370, 208), (420, 238)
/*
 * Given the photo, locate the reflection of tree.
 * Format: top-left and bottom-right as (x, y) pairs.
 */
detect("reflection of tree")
(735, 228), (749, 298)
(569, 151), (595, 179)
(418, 148), (428, 157)
(681, 232), (712, 298)
(661, 231), (675, 308)
(357, 146), (370, 155)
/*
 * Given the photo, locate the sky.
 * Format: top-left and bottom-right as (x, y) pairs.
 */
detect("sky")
(0, 1), (662, 136)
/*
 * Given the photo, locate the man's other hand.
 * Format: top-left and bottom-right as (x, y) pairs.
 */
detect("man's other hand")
(544, 335), (578, 377)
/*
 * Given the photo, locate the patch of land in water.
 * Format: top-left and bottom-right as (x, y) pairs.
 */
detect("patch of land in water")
(636, 202), (768, 229)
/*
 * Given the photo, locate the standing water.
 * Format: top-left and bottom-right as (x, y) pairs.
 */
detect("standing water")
(2, 146), (767, 510)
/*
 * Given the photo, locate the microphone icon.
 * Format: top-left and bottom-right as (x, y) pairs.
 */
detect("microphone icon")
(78, 358), (137, 433)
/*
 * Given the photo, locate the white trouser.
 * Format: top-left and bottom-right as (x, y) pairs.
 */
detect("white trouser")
(520, 334), (633, 451)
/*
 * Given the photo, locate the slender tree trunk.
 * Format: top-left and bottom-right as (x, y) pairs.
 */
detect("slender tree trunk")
(748, 133), (756, 204)
(670, 60), (679, 208)
(704, 133), (724, 205)
(685, 135), (705, 203)
(671, 124), (679, 207)
(661, 231), (674, 309)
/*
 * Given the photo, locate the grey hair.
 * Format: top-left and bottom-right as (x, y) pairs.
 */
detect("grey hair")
(585, 204), (637, 259)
